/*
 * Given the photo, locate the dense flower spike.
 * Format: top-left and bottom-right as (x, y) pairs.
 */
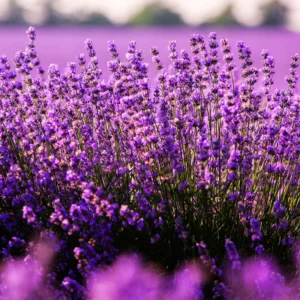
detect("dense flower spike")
(0, 27), (299, 299)
(225, 239), (241, 270)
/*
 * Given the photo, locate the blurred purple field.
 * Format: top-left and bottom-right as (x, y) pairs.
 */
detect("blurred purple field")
(0, 27), (298, 88)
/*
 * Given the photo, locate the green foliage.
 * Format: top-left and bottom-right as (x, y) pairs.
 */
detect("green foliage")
(261, 0), (288, 26)
(203, 5), (240, 26)
(1, 0), (111, 26)
(78, 13), (112, 26)
(0, 0), (293, 27)
(128, 4), (184, 26)
(4, 0), (26, 25)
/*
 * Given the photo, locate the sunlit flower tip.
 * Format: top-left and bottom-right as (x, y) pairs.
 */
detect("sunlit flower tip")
(26, 27), (36, 40)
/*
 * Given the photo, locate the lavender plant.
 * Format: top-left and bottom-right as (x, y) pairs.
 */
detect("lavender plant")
(0, 27), (299, 298)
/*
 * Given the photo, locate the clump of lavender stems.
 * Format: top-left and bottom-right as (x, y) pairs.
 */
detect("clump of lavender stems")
(0, 27), (299, 299)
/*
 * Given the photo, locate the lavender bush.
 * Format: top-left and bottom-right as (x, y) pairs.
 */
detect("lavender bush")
(0, 27), (299, 299)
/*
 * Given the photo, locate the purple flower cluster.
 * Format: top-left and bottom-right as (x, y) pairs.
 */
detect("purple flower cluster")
(0, 27), (299, 298)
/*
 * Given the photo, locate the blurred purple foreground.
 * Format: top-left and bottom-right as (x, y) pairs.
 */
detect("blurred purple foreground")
(0, 27), (298, 89)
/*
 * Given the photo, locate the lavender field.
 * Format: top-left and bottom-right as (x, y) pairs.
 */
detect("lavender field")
(0, 27), (299, 299)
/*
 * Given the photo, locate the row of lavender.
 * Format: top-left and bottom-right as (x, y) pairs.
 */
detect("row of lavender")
(0, 27), (299, 299)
